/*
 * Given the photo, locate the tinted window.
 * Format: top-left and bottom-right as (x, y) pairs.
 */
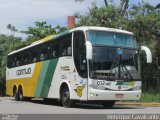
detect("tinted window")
(58, 33), (72, 56)
(87, 30), (137, 48)
(7, 33), (72, 68)
(73, 31), (87, 78)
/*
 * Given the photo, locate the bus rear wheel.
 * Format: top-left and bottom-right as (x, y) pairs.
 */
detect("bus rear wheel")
(61, 87), (75, 107)
(101, 101), (115, 108)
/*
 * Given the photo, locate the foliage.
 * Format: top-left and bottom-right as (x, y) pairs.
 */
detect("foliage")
(0, 35), (24, 82)
(22, 21), (68, 44)
(140, 92), (160, 103)
(76, 5), (126, 28)
(7, 24), (18, 34)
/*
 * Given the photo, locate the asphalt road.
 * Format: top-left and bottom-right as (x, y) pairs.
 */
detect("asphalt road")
(0, 97), (160, 114)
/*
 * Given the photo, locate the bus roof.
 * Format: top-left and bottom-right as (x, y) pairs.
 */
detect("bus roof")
(8, 26), (133, 56)
(71, 26), (133, 35)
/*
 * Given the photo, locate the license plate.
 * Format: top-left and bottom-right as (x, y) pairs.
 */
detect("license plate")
(115, 94), (124, 98)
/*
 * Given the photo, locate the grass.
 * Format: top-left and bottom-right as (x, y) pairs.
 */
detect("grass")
(140, 92), (160, 103)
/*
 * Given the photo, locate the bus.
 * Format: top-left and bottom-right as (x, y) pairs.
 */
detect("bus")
(6, 26), (152, 108)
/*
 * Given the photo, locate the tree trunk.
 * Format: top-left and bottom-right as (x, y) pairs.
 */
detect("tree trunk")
(104, 0), (108, 7)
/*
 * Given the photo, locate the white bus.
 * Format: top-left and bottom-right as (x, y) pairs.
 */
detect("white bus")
(6, 26), (152, 108)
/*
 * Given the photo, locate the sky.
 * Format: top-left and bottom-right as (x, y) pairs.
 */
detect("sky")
(0, 0), (159, 39)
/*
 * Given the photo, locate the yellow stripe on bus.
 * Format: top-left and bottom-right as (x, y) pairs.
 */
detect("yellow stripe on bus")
(32, 35), (55, 45)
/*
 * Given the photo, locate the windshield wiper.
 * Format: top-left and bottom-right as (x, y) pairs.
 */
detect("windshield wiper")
(121, 64), (134, 80)
(112, 55), (134, 80)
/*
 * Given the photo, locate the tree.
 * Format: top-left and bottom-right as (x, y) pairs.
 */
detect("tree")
(76, 4), (126, 29)
(75, 0), (129, 15)
(119, 0), (129, 16)
(6, 24), (18, 35)
(22, 21), (68, 44)
(0, 35), (23, 88)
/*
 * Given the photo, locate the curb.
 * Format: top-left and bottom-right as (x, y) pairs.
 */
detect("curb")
(116, 102), (160, 107)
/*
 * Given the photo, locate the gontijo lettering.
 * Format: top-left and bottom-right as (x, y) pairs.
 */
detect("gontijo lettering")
(16, 68), (31, 76)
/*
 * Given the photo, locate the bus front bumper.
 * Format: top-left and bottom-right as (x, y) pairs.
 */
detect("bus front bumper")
(88, 89), (141, 101)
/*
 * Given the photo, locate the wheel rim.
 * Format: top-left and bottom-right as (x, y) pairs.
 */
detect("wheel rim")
(19, 93), (23, 100)
(62, 91), (70, 106)
(13, 91), (16, 97)
(18, 90), (23, 101)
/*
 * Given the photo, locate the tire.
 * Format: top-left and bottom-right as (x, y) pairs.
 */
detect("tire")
(17, 88), (24, 101)
(13, 87), (18, 101)
(61, 87), (75, 107)
(23, 97), (31, 101)
(101, 101), (115, 108)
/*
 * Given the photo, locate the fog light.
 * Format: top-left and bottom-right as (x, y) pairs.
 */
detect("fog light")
(137, 94), (140, 98)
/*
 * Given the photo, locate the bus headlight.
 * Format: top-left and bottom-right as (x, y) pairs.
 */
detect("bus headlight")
(132, 86), (141, 91)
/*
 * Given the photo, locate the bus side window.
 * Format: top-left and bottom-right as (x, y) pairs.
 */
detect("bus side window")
(45, 42), (53, 59)
(62, 49), (67, 56)
(16, 61), (20, 67)
(59, 33), (72, 57)
(67, 46), (71, 55)
(24, 57), (28, 65)
(40, 53), (45, 60)
(46, 46), (51, 59)
(30, 47), (38, 63)
(7, 55), (13, 68)
(51, 40), (58, 58)
(8, 55), (14, 68)
(52, 50), (57, 57)
(39, 44), (47, 61)
(33, 57), (37, 62)
(14, 57), (17, 67)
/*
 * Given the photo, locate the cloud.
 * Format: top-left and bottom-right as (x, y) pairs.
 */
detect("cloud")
(0, 0), (159, 38)
(0, 0), (98, 38)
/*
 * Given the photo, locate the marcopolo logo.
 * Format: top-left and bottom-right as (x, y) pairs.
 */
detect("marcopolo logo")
(16, 68), (31, 76)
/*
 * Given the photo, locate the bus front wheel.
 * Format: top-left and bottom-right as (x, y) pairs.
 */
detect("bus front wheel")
(61, 87), (75, 107)
(17, 87), (24, 101)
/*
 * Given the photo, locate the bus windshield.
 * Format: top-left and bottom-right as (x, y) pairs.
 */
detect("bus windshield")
(89, 47), (140, 81)
(87, 30), (137, 48)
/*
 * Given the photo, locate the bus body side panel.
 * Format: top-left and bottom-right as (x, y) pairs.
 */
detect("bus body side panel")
(34, 58), (59, 98)
(6, 57), (88, 100)
(47, 57), (88, 101)
(6, 62), (43, 97)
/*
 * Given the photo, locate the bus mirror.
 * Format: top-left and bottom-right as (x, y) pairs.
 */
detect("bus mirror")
(141, 46), (152, 63)
(86, 41), (93, 60)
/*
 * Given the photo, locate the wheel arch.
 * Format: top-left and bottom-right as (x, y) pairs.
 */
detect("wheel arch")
(59, 81), (72, 100)
(18, 84), (24, 95)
